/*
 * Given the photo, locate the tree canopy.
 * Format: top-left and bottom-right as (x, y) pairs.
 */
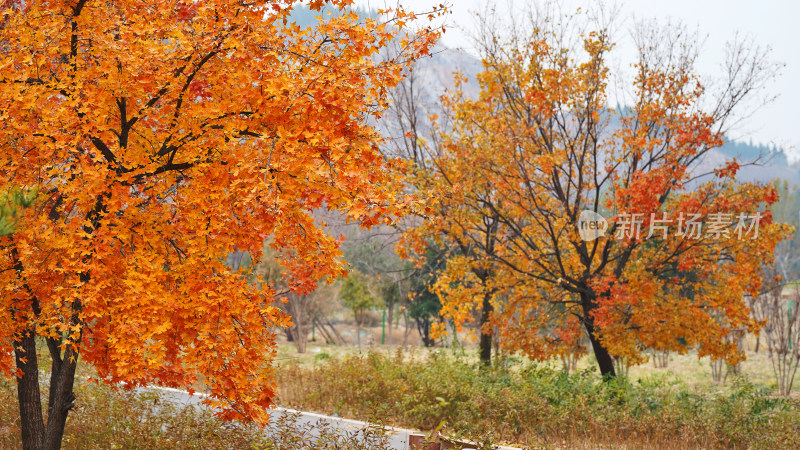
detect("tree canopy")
(401, 6), (789, 377)
(0, 0), (441, 447)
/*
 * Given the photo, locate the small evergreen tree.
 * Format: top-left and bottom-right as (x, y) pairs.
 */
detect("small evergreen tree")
(340, 270), (382, 347)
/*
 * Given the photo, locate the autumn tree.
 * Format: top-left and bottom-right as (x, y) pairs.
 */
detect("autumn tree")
(759, 287), (800, 396)
(387, 60), (504, 364)
(339, 269), (382, 347)
(0, 0), (441, 448)
(407, 4), (789, 378)
(251, 239), (334, 354)
(750, 269), (800, 396)
(400, 126), (506, 363)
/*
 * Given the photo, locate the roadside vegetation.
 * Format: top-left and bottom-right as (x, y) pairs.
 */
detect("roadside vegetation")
(2, 342), (798, 449)
(0, 374), (393, 450)
(275, 348), (800, 449)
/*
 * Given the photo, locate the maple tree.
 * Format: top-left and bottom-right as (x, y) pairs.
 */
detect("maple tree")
(399, 142), (504, 363)
(0, 0), (441, 448)
(385, 66), (500, 363)
(402, 7), (790, 377)
(249, 239), (332, 354)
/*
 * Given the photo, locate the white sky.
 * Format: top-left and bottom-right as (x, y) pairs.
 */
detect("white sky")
(357, 0), (800, 158)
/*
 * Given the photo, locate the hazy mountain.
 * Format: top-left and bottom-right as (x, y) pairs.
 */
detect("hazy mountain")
(716, 141), (799, 185)
(286, 6), (798, 187)
(415, 47), (799, 186)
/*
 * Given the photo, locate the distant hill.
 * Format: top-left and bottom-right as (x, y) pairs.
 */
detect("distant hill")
(284, 7), (799, 187)
(716, 140), (799, 186)
(287, 4), (377, 27)
(415, 46), (799, 186)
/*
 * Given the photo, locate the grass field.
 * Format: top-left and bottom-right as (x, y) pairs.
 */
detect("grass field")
(273, 338), (800, 449)
(1, 335), (798, 449)
(274, 329), (799, 397)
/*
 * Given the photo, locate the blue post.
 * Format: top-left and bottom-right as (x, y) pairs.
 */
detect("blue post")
(381, 310), (386, 345)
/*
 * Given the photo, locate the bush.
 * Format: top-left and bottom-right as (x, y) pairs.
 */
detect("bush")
(0, 377), (393, 449)
(275, 349), (800, 449)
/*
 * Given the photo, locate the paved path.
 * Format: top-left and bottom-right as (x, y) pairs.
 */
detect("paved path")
(141, 385), (520, 449)
(144, 386), (418, 449)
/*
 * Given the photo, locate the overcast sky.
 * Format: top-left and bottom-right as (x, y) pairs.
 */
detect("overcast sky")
(357, 0), (800, 159)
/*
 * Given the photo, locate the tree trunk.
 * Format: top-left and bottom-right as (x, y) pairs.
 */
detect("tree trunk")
(286, 294), (308, 353)
(43, 345), (79, 450)
(292, 324), (307, 353)
(587, 327), (616, 378)
(355, 316), (361, 348)
(14, 192), (98, 449)
(450, 321), (461, 349)
(313, 318), (333, 344)
(14, 314), (83, 450)
(493, 324), (500, 361)
(581, 293), (616, 378)
(291, 300), (307, 353)
(478, 291), (493, 366)
(14, 331), (44, 450)
(417, 317), (435, 347)
(323, 315), (345, 345)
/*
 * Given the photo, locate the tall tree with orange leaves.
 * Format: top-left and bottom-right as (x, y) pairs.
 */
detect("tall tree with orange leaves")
(403, 4), (789, 378)
(0, 0), (441, 447)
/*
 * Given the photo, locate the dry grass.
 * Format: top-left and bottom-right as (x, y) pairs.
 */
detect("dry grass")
(0, 340), (396, 449)
(0, 375), (398, 449)
(275, 333), (799, 395)
(275, 348), (800, 449)
(3, 334), (797, 449)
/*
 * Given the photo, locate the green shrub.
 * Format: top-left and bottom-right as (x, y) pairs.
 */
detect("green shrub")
(275, 350), (800, 449)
